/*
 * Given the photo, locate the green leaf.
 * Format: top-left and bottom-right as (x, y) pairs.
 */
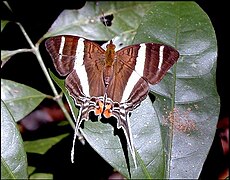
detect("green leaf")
(1, 20), (9, 32)
(43, 1), (153, 41)
(24, 131), (69, 178)
(1, 79), (46, 122)
(49, 70), (79, 125)
(44, 1), (219, 179)
(24, 133), (69, 155)
(1, 49), (32, 68)
(1, 100), (28, 179)
(1, 50), (18, 64)
(133, 2), (219, 179)
(29, 173), (53, 179)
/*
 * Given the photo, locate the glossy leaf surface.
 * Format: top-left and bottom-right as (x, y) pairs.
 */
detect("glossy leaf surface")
(134, 2), (219, 178)
(44, 1), (219, 179)
(1, 100), (28, 179)
(1, 79), (46, 122)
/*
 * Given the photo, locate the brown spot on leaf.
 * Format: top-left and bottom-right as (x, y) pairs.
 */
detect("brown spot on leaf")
(163, 107), (197, 133)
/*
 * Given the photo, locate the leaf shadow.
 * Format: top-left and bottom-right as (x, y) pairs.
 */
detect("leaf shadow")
(81, 112), (131, 177)
(100, 116), (131, 178)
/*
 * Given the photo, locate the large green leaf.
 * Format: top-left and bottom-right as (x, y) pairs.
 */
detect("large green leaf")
(46, 4), (164, 175)
(1, 79), (46, 122)
(44, 1), (219, 179)
(43, 1), (152, 41)
(133, 2), (219, 179)
(1, 100), (28, 179)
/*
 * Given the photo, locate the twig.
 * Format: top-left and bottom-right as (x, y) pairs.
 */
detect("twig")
(16, 22), (75, 130)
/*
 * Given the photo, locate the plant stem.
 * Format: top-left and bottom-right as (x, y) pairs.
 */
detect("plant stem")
(17, 22), (75, 130)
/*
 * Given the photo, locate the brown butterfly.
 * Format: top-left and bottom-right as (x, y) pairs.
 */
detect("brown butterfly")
(45, 35), (179, 168)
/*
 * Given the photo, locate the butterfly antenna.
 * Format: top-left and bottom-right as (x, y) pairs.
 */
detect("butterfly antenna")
(100, 9), (110, 36)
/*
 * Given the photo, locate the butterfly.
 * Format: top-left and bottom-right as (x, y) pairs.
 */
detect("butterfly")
(45, 35), (179, 168)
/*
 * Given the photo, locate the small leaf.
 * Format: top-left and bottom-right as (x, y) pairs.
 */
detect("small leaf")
(1, 20), (9, 32)
(1, 49), (32, 68)
(24, 133), (69, 155)
(49, 70), (79, 123)
(1, 100), (28, 179)
(1, 50), (21, 68)
(1, 79), (46, 122)
(29, 173), (53, 179)
(24, 131), (69, 178)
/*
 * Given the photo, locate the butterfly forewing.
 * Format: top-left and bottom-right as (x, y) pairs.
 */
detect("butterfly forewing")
(46, 35), (107, 99)
(45, 35), (79, 76)
(143, 43), (179, 84)
(81, 39), (106, 98)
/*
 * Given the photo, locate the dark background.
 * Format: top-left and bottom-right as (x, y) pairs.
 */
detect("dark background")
(1, 1), (228, 179)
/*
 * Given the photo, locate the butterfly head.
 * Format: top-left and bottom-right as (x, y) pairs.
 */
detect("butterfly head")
(106, 40), (116, 51)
